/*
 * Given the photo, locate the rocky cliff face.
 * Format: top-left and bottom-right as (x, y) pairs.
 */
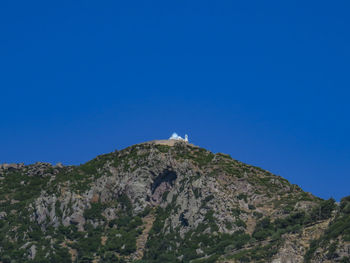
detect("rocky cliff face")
(0, 141), (349, 262)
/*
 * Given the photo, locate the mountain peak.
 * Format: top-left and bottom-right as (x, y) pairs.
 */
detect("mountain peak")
(0, 142), (348, 262)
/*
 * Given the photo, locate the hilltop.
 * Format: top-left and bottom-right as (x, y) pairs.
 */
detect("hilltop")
(0, 141), (349, 262)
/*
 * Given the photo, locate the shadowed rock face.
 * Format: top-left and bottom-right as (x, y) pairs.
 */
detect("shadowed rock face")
(0, 141), (348, 262)
(151, 169), (177, 204)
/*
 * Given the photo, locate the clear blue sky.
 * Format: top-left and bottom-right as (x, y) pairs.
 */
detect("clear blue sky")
(1, 1), (349, 200)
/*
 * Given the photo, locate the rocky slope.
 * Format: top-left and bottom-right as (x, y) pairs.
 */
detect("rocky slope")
(0, 140), (349, 262)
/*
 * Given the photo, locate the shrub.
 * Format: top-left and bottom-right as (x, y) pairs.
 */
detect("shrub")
(84, 202), (106, 220)
(237, 193), (248, 202)
(235, 218), (247, 229)
(248, 204), (256, 210)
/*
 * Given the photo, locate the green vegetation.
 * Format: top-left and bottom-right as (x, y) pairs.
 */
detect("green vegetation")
(173, 145), (214, 167)
(192, 187), (202, 199)
(143, 201), (251, 263)
(105, 217), (143, 256)
(237, 193), (248, 202)
(252, 213), (303, 241)
(253, 199), (336, 246)
(304, 198), (336, 223)
(84, 202), (106, 220)
(201, 194), (215, 208)
(0, 163), (145, 262)
(0, 170), (50, 205)
(112, 144), (150, 172)
(155, 144), (171, 153)
(231, 208), (243, 218)
(73, 224), (103, 259)
(235, 218), (247, 229)
(305, 196), (350, 262)
(228, 241), (281, 262)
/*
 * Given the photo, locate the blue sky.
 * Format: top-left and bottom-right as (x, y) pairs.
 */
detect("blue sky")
(1, 0), (349, 200)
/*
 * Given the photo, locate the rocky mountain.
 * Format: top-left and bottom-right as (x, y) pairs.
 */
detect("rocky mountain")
(0, 140), (349, 263)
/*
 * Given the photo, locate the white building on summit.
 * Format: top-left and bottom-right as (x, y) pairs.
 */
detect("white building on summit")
(169, 132), (189, 142)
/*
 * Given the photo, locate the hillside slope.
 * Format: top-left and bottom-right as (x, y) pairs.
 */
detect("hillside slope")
(0, 141), (349, 262)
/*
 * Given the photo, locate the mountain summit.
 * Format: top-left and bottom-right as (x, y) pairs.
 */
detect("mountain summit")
(0, 141), (349, 262)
